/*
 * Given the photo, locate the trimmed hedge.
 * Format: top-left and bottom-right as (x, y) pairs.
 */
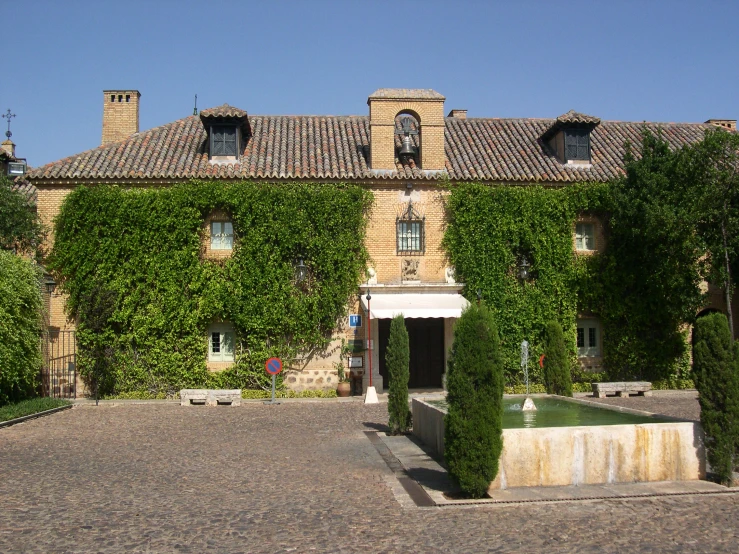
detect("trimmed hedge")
(386, 314), (410, 434)
(543, 321), (572, 396)
(692, 312), (739, 484)
(0, 251), (43, 406)
(445, 303), (504, 498)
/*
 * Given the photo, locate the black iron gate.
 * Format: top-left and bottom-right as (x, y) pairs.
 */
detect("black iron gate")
(41, 330), (77, 399)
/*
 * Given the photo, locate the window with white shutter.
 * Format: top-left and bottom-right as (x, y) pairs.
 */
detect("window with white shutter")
(577, 318), (602, 357)
(208, 323), (235, 362)
(575, 223), (595, 251)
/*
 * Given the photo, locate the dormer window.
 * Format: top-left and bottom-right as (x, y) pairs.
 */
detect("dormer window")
(564, 128), (590, 162)
(211, 125), (239, 157)
(198, 104), (251, 162)
(541, 110), (600, 165)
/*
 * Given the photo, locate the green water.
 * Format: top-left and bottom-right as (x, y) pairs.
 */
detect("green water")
(426, 397), (673, 429)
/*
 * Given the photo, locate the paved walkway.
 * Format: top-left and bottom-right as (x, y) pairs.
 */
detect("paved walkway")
(1, 394), (738, 553)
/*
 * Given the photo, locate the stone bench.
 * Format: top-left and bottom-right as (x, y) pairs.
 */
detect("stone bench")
(592, 382), (652, 398)
(180, 389), (241, 406)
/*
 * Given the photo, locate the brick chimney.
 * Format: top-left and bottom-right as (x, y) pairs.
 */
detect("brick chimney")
(102, 90), (141, 145)
(447, 109), (467, 119)
(705, 119), (736, 131)
(367, 89), (446, 171)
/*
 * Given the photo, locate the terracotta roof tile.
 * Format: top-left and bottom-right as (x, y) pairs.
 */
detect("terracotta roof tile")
(26, 108), (720, 184)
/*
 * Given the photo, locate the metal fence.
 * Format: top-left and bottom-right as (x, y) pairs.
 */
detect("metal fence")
(41, 330), (77, 399)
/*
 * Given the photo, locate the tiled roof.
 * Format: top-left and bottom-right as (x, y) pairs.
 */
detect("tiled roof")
(200, 104), (248, 120)
(369, 89), (446, 100)
(555, 110), (601, 126)
(26, 109), (717, 184)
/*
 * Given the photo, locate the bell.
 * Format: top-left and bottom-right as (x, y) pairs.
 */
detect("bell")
(399, 135), (416, 157)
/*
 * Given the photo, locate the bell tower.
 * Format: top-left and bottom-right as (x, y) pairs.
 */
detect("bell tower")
(367, 89), (446, 172)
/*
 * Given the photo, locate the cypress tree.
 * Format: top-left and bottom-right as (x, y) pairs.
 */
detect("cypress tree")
(543, 321), (572, 397)
(444, 303), (504, 498)
(386, 314), (410, 435)
(692, 312), (739, 485)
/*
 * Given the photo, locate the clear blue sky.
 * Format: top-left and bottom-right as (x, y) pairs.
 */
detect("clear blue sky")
(3, 0), (737, 167)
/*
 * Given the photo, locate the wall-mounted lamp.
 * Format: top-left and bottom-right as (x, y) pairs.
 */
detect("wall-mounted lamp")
(44, 275), (56, 295)
(295, 258), (308, 284)
(517, 255), (531, 282)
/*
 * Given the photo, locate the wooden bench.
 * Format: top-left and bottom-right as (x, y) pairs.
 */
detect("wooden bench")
(591, 382), (652, 398)
(180, 389), (241, 406)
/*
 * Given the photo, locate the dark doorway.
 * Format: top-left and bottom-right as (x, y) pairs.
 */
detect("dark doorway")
(379, 318), (445, 389)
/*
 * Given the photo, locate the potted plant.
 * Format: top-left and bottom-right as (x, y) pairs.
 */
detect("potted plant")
(335, 339), (352, 397)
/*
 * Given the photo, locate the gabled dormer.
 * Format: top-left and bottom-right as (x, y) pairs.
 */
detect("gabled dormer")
(541, 110), (600, 165)
(199, 104), (251, 162)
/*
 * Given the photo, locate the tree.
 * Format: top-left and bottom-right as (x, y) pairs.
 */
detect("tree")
(386, 314), (410, 434)
(0, 250), (43, 406)
(444, 303), (504, 498)
(595, 131), (704, 380)
(543, 321), (572, 396)
(0, 175), (44, 256)
(692, 312), (739, 485)
(684, 129), (739, 340)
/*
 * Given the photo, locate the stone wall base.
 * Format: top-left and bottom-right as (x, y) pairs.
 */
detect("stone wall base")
(283, 369), (338, 392)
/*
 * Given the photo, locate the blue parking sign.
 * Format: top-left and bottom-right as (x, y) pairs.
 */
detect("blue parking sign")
(349, 314), (362, 328)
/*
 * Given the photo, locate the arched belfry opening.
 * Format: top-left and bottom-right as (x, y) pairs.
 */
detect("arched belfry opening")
(367, 88), (446, 172)
(395, 112), (421, 168)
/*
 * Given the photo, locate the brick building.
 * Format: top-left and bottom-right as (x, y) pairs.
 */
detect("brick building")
(23, 88), (736, 393)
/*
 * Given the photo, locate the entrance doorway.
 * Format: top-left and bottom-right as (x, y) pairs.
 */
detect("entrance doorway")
(378, 318), (445, 389)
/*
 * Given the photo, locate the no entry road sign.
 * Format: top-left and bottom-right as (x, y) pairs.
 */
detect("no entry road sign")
(265, 357), (283, 375)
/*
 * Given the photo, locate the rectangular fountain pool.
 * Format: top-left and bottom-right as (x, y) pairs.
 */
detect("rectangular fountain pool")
(413, 396), (706, 490)
(426, 397), (674, 429)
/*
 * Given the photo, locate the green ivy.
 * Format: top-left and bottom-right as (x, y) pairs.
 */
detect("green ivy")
(49, 181), (371, 395)
(0, 251), (44, 406)
(444, 183), (609, 385)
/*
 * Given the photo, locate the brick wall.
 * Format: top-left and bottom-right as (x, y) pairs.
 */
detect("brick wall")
(102, 90), (140, 145)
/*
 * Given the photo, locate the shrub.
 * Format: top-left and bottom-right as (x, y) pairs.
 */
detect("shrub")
(444, 303), (504, 498)
(0, 251), (43, 406)
(0, 176), (44, 256)
(386, 314), (410, 434)
(692, 312), (739, 485)
(543, 321), (572, 396)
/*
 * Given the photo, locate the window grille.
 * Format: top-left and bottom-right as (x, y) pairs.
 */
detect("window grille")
(211, 125), (239, 156)
(564, 128), (590, 161)
(396, 200), (425, 254)
(211, 221), (233, 250)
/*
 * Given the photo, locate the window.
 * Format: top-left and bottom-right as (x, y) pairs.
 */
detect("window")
(211, 221), (233, 250)
(397, 220), (423, 252)
(208, 324), (235, 362)
(564, 128), (590, 162)
(575, 223), (595, 251)
(396, 200), (425, 254)
(210, 125), (239, 157)
(577, 319), (601, 357)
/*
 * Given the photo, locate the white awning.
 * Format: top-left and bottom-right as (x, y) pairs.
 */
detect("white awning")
(360, 293), (469, 319)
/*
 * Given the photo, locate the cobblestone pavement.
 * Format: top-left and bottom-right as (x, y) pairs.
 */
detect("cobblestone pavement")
(586, 390), (701, 421)
(1, 397), (738, 553)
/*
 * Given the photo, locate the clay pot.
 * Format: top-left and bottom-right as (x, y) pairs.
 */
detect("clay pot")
(337, 381), (351, 397)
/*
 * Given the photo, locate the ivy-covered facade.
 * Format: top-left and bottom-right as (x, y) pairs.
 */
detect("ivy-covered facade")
(23, 88), (734, 397)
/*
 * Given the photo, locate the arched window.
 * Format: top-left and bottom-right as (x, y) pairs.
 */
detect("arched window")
(396, 200), (425, 254)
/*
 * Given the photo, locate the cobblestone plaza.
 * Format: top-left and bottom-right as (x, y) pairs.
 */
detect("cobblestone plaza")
(1, 395), (738, 553)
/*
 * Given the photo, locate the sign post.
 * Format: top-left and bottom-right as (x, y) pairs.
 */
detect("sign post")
(264, 357), (283, 405)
